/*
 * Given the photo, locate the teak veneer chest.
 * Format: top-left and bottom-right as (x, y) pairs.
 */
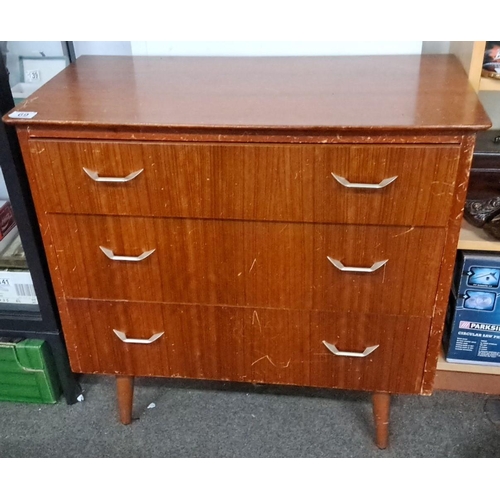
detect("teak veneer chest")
(3, 55), (491, 448)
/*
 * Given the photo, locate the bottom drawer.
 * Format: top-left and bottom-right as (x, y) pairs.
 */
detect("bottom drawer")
(60, 300), (431, 394)
(309, 312), (430, 393)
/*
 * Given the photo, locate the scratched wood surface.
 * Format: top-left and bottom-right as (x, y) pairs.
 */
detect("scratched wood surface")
(421, 133), (479, 393)
(60, 299), (430, 394)
(310, 312), (431, 393)
(27, 140), (461, 226)
(23, 126), (467, 144)
(47, 214), (445, 316)
(5, 56), (491, 407)
(3, 55), (491, 132)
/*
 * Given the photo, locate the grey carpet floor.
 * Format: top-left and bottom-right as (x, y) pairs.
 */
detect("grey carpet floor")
(1, 375), (500, 457)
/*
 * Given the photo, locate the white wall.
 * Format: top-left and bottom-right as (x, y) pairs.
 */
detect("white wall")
(130, 41), (422, 56)
(72, 41), (423, 58)
(422, 41), (451, 54)
(73, 42), (132, 58)
(4, 41), (65, 86)
(479, 92), (500, 129)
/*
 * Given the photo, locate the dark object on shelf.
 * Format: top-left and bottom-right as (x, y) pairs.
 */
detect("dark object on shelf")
(482, 41), (500, 80)
(484, 211), (500, 239)
(464, 197), (500, 228)
(464, 130), (500, 235)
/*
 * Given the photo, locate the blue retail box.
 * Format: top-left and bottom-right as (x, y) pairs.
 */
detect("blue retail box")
(445, 251), (500, 366)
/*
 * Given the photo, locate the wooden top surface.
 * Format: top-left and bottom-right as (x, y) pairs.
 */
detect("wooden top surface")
(3, 55), (492, 132)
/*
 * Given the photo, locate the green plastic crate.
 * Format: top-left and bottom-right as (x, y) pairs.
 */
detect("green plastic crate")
(0, 338), (61, 404)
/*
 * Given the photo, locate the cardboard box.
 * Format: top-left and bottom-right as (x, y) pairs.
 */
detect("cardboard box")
(445, 251), (500, 365)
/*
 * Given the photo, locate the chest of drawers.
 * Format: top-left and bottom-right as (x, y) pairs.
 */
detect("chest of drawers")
(3, 55), (490, 448)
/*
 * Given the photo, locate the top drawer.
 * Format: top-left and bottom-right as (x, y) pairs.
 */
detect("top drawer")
(26, 140), (460, 226)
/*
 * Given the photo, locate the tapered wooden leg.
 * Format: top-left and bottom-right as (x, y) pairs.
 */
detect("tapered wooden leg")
(372, 392), (390, 449)
(116, 375), (134, 425)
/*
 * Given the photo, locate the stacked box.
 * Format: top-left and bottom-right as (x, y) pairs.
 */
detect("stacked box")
(0, 338), (61, 403)
(445, 251), (500, 365)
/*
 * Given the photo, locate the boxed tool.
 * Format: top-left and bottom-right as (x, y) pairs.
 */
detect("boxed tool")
(446, 251), (500, 365)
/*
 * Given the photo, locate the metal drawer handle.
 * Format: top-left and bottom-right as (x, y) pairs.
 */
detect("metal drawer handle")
(83, 167), (144, 183)
(113, 329), (164, 344)
(100, 246), (155, 262)
(327, 256), (388, 273)
(331, 173), (398, 190)
(322, 341), (379, 358)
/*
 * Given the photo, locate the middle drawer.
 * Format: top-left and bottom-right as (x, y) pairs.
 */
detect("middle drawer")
(47, 215), (445, 316)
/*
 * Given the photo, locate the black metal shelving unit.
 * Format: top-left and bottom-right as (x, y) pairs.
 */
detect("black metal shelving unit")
(0, 42), (81, 404)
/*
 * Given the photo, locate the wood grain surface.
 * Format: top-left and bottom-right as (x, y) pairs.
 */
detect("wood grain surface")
(27, 140), (460, 226)
(372, 393), (391, 449)
(3, 56), (491, 132)
(6, 56), (491, 406)
(24, 127), (467, 144)
(116, 376), (134, 425)
(310, 313), (430, 393)
(47, 214), (445, 316)
(421, 133), (478, 393)
(434, 370), (500, 394)
(60, 299), (430, 394)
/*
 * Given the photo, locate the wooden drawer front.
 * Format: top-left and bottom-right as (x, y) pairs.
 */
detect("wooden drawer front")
(49, 215), (445, 316)
(309, 312), (430, 393)
(61, 300), (428, 394)
(29, 140), (460, 226)
(61, 300), (311, 387)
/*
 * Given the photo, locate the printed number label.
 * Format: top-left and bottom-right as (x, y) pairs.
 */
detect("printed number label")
(0, 279), (10, 286)
(8, 111), (37, 119)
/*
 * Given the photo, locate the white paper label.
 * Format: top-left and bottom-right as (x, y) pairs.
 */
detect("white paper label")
(8, 111), (37, 119)
(0, 271), (38, 304)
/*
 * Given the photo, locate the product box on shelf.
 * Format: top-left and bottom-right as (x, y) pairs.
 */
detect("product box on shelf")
(445, 251), (500, 365)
